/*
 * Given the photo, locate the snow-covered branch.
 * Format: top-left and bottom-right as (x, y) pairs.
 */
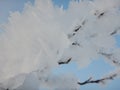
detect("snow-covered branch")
(58, 57), (72, 65)
(78, 73), (117, 85)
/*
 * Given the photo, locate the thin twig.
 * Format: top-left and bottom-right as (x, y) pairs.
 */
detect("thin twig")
(78, 74), (117, 85)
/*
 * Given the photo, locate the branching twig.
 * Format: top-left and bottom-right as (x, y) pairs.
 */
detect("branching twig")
(78, 74), (117, 85)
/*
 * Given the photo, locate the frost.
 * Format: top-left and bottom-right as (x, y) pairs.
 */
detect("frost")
(0, 0), (120, 89)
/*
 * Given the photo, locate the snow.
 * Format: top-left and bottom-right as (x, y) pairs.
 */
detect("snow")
(0, 0), (120, 89)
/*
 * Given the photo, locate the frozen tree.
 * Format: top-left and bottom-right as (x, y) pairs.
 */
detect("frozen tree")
(0, 0), (120, 90)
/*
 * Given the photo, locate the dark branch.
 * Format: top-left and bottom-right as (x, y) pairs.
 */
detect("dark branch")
(94, 10), (105, 18)
(98, 52), (112, 59)
(98, 12), (105, 18)
(58, 57), (72, 65)
(78, 74), (117, 85)
(74, 25), (81, 32)
(110, 30), (117, 35)
(67, 33), (76, 38)
(99, 52), (120, 66)
(77, 77), (92, 85)
(74, 20), (86, 32)
(68, 20), (87, 38)
(72, 42), (80, 46)
(110, 27), (120, 36)
(112, 60), (120, 66)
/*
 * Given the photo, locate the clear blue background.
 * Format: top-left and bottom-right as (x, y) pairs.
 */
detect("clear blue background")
(0, 0), (120, 90)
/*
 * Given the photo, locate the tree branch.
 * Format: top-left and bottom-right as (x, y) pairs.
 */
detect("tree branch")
(99, 52), (120, 66)
(110, 30), (117, 35)
(78, 74), (117, 85)
(74, 25), (81, 32)
(110, 27), (120, 36)
(58, 57), (72, 65)
(72, 41), (80, 46)
(98, 12), (105, 18)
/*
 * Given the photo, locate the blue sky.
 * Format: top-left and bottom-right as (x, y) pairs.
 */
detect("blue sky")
(0, 0), (120, 90)
(0, 0), (34, 24)
(52, 0), (70, 9)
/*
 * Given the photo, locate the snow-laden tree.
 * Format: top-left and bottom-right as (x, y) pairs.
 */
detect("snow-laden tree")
(0, 0), (120, 90)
